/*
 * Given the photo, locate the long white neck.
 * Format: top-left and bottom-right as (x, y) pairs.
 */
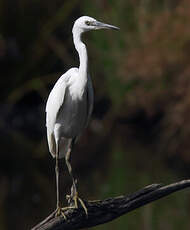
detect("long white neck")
(72, 27), (88, 81)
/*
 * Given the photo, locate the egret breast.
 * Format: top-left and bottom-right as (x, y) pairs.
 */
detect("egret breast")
(56, 86), (88, 138)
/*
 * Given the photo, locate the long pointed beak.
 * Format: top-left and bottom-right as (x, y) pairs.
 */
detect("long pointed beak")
(94, 21), (120, 30)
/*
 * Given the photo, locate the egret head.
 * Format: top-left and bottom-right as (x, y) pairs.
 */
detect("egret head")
(72, 16), (119, 34)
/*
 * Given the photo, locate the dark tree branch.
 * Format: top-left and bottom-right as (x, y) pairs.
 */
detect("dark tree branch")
(31, 179), (190, 230)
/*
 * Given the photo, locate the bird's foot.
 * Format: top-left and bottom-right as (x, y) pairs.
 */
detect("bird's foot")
(65, 180), (88, 216)
(66, 192), (88, 217)
(55, 206), (67, 220)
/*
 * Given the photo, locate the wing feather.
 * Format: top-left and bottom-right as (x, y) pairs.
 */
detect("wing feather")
(45, 74), (67, 156)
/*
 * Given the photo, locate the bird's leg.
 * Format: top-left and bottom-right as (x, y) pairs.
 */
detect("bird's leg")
(55, 148), (60, 210)
(54, 144), (66, 219)
(65, 147), (88, 216)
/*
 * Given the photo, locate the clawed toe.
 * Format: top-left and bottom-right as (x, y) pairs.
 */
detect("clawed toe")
(55, 207), (67, 220)
(66, 193), (88, 216)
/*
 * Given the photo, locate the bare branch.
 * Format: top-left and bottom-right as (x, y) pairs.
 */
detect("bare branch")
(31, 179), (190, 230)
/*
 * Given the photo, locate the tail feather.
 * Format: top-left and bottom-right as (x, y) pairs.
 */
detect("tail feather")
(47, 133), (56, 158)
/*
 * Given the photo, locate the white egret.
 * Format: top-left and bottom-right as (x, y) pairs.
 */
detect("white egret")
(46, 16), (119, 216)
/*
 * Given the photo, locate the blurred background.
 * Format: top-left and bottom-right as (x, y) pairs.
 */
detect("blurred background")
(0, 0), (190, 229)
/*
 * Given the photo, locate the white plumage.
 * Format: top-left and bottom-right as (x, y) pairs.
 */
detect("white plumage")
(45, 16), (119, 215)
(46, 68), (93, 158)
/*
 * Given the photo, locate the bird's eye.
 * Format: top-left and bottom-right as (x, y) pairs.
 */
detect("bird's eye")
(85, 21), (91, 26)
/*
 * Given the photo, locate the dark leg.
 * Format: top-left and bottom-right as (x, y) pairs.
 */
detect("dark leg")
(55, 146), (60, 210)
(65, 146), (88, 215)
(65, 147), (77, 194)
(55, 142), (66, 219)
